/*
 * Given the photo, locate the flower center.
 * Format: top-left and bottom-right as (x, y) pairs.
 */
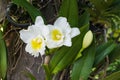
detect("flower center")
(51, 29), (62, 41)
(31, 37), (43, 50)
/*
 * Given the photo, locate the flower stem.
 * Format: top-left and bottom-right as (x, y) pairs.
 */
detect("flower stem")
(43, 55), (52, 80)
(75, 48), (84, 60)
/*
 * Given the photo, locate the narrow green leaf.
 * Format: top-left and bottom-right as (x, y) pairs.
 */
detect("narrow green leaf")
(89, 0), (111, 12)
(43, 64), (52, 80)
(59, 0), (69, 17)
(71, 40), (96, 80)
(59, 0), (79, 27)
(0, 31), (7, 79)
(12, 0), (41, 22)
(103, 71), (120, 80)
(79, 11), (90, 27)
(94, 41), (117, 66)
(109, 44), (120, 63)
(96, 41), (113, 55)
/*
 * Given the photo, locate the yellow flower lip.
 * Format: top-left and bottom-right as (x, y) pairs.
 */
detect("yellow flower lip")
(31, 37), (43, 50)
(51, 29), (63, 41)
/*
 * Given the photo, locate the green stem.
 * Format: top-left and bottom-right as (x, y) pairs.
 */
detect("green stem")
(43, 64), (52, 80)
(75, 48), (84, 60)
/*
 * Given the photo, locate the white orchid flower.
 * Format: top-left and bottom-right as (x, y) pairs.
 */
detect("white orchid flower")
(45, 17), (80, 49)
(19, 16), (48, 57)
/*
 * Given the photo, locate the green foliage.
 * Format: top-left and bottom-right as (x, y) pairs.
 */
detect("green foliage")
(107, 45), (120, 75)
(89, 0), (114, 11)
(4, 0), (120, 80)
(94, 41), (117, 66)
(79, 12), (90, 27)
(12, 0), (41, 22)
(107, 29), (120, 43)
(59, 0), (79, 27)
(107, 59), (120, 72)
(109, 45), (120, 62)
(103, 71), (120, 80)
(87, 0), (120, 30)
(74, 12), (91, 61)
(71, 41), (96, 80)
(0, 31), (7, 79)
(43, 64), (51, 80)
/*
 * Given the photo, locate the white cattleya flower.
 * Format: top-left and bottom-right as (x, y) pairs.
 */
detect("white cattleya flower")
(19, 16), (48, 57)
(44, 17), (80, 49)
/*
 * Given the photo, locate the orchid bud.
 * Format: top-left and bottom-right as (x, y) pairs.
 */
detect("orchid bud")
(82, 30), (93, 49)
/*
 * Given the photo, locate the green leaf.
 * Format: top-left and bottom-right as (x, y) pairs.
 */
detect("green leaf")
(0, 31), (7, 79)
(87, 0), (120, 30)
(89, 0), (113, 12)
(43, 64), (52, 80)
(103, 71), (120, 80)
(109, 0), (120, 12)
(79, 11), (90, 27)
(109, 44), (120, 63)
(59, 0), (79, 27)
(71, 41), (96, 80)
(94, 41), (117, 66)
(88, 0), (103, 14)
(49, 24), (89, 74)
(12, 0), (41, 22)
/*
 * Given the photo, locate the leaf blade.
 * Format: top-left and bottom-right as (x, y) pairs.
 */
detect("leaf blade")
(103, 71), (120, 80)
(59, 0), (79, 27)
(0, 31), (7, 79)
(94, 41), (117, 66)
(71, 40), (96, 80)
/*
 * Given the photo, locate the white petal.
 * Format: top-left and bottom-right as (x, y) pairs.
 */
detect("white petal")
(39, 49), (45, 56)
(34, 16), (49, 37)
(19, 29), (34, 43)
(47, 24), (55, 30)
(46, 40), (58, 49)
(28, 25), (34, 30)
(32, 26), (42, 35)
(25, 43), (33, 53)
(64, 24), (71, 34)
(39, 40), (46, 55)
(46, 39), (63, 49)
(41, 25), (49, 37)
(28, 25), (40, 34)
(28, 25), (43, 36)
(47, 44), (60, 49)
(35, 16), (44, 26)
(54, 17), (72, 35)
(71, 28), (80, 38)
(54, 17), (69, 29)
(64, 36), (72, 47)
(32, 52), (39, 57)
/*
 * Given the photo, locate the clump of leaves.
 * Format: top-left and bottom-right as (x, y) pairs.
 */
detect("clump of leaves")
(87, 0), (120, 29)
(107, 59), (120, 72)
